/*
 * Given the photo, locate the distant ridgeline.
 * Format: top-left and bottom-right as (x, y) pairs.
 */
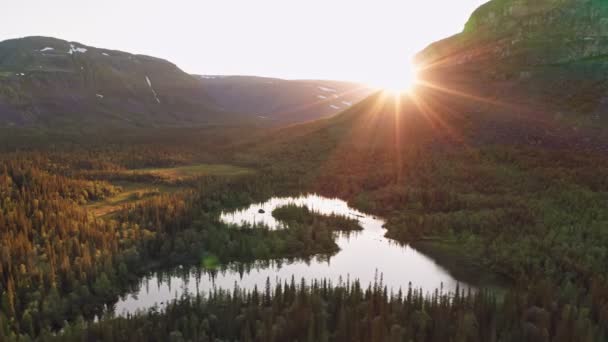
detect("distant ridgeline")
(0, 37), (371, 130)
(416, 0), (608, 118)
(0, 36), (236, 128)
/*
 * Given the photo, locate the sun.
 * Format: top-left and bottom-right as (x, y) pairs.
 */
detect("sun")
(369, 62), (418, 95)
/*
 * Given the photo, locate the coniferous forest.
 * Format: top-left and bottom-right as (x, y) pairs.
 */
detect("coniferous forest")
(0, 118), (607, 341)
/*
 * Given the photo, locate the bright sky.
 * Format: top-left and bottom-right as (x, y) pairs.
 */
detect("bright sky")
(3, 0), (488, 87)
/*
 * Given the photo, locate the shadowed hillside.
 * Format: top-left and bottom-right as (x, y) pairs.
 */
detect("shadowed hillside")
(0, 36), (240, 128)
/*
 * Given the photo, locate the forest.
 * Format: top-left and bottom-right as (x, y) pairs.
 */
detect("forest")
(0, 120), (607, 341)
(40, 280), (596, 342)
(5, 0), (608, 340)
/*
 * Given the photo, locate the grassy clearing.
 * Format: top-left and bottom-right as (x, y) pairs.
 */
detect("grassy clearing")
(87, 182), (180, 217)
(137, 163), (253, 181)
(87, 163), (253, 217)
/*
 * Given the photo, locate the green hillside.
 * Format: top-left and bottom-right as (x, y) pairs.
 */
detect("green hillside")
(416, 0), (608, 123)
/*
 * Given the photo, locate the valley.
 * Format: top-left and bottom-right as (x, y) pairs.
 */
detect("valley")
(2, 0), (608, 341)
(2, 99), (606, 339)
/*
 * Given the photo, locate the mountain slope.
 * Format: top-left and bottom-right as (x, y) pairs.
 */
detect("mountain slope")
(198, 75), (373, 124)
(234, 2), (608, 329)
(238, 0), (608, 238)
(0, 36), (237, 128)
(415, 0), (608, 124)
(240, 0), (608, 204)
(249, 0), (608, 154)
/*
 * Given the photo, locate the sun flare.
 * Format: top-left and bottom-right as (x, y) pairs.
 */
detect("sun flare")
(369, 62), (418, 95)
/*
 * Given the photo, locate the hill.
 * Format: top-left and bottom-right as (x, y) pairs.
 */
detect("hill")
(246, 0), (608, 210)
(250, 0), (608, 161)
(198, 75), (373, 124)
(0, 36), (239, 128)
(416, 0), (608, 126)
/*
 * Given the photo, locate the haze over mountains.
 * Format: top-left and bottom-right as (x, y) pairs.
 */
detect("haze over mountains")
(5, 0), (607, 131)
(250, 0), (608, 160)
(2, 0), (607, 131)
(198, 76), (372, 124)
(0, 37), (372, 129)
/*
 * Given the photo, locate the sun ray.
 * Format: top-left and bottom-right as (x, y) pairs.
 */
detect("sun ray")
(415, 77), (563, 129)
(408, 90), (467, 145)
(416, 79), (507, 108)
(393, 93), (403, 183)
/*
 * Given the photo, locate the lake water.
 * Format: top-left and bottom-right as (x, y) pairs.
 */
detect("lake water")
(114, 194), (471, 316)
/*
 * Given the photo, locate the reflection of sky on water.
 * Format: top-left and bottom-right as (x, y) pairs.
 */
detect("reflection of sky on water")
(115, 194), (470, 316)
(220, 194), (368, 230)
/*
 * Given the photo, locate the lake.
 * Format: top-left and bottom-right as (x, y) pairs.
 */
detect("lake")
(114, 194), (471, 315)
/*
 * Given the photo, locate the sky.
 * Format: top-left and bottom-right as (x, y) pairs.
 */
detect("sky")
(3, 0), (488, 87)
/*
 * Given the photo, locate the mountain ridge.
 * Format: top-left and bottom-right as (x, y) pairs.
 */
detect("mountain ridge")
(0, 36), (239, 128)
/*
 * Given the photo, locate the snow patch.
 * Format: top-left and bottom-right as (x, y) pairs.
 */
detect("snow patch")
(200, 75), (228, 79)
(330, 105), (340, 110)
(68, 44), (87, 54)
(145, 76), (161, 104)
(318, 86), (337, 93)
(102, 52), (110, 56)
(96, 94), (104, 99)
(317, 95), (327, 99)
(341, 101), (352, 106)
(40, 47), (54, 52)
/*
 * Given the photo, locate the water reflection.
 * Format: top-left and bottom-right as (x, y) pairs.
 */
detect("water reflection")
(114, 194), (471, 315)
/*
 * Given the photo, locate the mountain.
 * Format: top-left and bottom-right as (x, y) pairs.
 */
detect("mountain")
(250, 0), (608, 155)
(0, 36), (237, 128)
(246, 0), (608, 179)
(416, 0), (608, 124)
(198, 75), (373, 124)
